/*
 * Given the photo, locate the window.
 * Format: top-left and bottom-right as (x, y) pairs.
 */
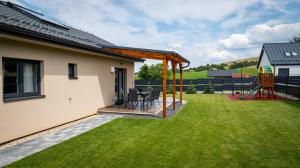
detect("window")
(68, 63), (77, 79)
(278, 68), (289, 77)
(291, 52), (298, 56)
(284, 52), (291, 57)
(3, 58), (41, 100)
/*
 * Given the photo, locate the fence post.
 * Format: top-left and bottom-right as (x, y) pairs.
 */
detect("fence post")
(286, 76), (289, 96)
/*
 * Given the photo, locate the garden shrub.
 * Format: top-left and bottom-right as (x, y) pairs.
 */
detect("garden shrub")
(167, 84), (176, 94)
(203, 81), (215, 94)
(186, 82), (197, 94)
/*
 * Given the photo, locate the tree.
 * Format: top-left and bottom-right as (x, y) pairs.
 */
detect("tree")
(138, 64), (151, 80)
(148, 64), (171, 80)
(291, 35), (300, 43)
(137, 63), (172, 80)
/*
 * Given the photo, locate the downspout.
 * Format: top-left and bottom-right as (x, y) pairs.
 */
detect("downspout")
(182, 61), (190, 68)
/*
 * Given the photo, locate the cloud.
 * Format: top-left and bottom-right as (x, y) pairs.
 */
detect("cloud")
(126, 0), (259, 22)
(219, 34), (250, 49)
(248, 23), (300, 43)
(219, 23), (300, 50)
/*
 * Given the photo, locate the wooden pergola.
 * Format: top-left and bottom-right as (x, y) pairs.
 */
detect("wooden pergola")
(102, 46), (190, 118)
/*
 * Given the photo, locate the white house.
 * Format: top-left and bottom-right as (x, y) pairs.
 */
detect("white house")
(257, 43), (300, 77)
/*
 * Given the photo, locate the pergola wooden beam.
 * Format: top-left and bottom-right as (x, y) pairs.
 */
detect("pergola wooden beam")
(103, 47), (187, 63)
(102, 46), (189, 118)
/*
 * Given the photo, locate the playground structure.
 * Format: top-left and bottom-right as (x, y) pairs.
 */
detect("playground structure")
(236, 65), (276, 100)
(257, 66), (276, 98)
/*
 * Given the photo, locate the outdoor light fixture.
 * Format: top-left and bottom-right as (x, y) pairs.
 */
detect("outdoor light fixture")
(111, 66), (115, 73)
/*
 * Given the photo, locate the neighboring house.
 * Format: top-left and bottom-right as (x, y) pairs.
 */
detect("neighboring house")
(0, 1), (145, 144)
(257, 43), (300, 77)
(207, 70), (239, 78)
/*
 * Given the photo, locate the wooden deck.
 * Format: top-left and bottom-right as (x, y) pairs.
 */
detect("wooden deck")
(98, 98), (174, 117)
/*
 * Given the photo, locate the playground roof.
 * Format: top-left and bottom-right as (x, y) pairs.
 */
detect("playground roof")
(257, 43), (300, 67)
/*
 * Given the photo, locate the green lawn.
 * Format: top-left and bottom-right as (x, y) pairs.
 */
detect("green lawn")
(242, 67), (258, 76)
(175, 71), (208, 79)
(7, 95), (300, 168)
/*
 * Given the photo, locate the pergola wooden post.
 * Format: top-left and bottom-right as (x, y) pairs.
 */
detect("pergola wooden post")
(179, 63), (183, 104)
(162, 59), (168, 118)
(172, 61), (177, 110)
(102, 46), (189, 118)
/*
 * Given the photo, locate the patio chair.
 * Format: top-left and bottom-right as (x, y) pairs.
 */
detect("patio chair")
(146, 90), (159, 105)
(155, 90), (161, 104)
(128, 88), (139, 107)
(120, 88), (128, 106)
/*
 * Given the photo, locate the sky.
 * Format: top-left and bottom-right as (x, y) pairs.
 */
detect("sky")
(9, 0), (300, 70)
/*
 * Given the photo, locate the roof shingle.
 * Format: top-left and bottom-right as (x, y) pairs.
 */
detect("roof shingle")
(258, 43), (300, 67)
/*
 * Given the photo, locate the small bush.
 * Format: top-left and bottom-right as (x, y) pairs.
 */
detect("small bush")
(186, 82), (197, 94)
(167, 84), (177, 94)
(203, 81), (215, 94)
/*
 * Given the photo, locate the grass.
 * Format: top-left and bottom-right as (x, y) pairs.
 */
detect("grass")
(175, 71), (208, 79)
(242, 67), (258, 76)
(7, 95), (300, 168)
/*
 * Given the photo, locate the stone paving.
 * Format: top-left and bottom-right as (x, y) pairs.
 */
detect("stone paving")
(0, 114), (122, 167)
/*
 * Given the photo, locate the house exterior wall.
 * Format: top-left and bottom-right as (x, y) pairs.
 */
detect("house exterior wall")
(275, 65), (300, 76)
(259, 52), (271, 67)
(0, 37), (135, 144)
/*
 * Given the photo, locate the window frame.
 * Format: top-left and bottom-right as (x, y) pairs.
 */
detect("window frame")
(68, 63), (78, 79)
(278, 68), (289, 77)
(2, 57), (41, 100)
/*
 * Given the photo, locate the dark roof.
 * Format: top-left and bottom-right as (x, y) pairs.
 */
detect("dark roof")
(0, 1), (144, 62)
(257, 43), (300, 67)
(207, 70), (239, 77)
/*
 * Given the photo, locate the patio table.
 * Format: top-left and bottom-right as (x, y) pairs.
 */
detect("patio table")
(138, 91), (150, 108)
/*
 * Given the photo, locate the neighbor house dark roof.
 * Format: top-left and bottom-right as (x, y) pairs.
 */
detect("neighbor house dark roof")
(207, 70), (239, 77)
(0, 1), (143, 61)
(257, 43), (300, 68)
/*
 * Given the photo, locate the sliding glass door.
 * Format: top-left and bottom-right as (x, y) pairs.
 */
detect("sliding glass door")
(115, 68), (126, 105)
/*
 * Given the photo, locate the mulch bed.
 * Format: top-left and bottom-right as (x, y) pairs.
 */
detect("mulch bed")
(227, 94), (288, 101)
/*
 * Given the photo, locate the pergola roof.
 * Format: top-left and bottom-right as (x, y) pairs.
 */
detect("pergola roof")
(102, 45), (190, 64)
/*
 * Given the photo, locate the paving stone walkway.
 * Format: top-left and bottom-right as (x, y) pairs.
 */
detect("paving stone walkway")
(0, 114), (122, 167)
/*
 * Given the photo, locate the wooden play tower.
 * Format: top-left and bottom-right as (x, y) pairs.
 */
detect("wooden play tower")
(257, 66), (276, 98)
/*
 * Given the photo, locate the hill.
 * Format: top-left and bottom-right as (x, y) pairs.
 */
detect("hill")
(224, 57), (257, 66)
(223, 57), (258, 69)
(187, 56), (258, 72)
